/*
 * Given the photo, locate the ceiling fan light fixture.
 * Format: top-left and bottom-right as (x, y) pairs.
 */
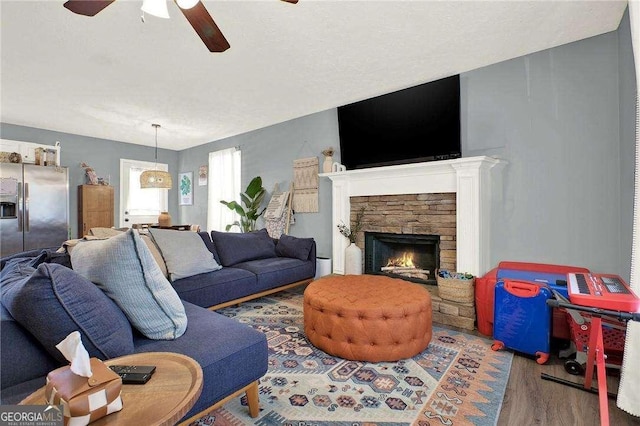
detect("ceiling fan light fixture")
(176, 0), (199, 9)
(140, 124), (173, 189)
(141, 0), (170, 19)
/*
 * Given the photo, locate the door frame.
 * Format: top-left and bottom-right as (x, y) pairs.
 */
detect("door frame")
(119, 158), (169, 228)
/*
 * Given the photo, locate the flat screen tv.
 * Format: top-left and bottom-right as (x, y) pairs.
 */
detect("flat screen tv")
(337, 74), (461, 170)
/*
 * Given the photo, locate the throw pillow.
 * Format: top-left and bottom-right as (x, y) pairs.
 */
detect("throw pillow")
(1, 248), (46, 271)
(0, 256), (39, 283)
(88, 227), (125, 239)
(275, 234), (314, 261)
(70, 229), (187, 340)
(0, 261), (134, 363)
(140, 234), (169, 278)
(198, 231), (222, 264)
(210, 228), (277, 266)
(25, 249), (73, 269)
(148, 228), (222, 281)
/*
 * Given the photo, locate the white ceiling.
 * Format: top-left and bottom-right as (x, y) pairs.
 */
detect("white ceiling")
(0, 0), (629, 151)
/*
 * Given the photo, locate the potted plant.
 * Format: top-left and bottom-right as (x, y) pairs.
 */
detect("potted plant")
(337, 206), (365, 243)
(220, 176), (267, 232)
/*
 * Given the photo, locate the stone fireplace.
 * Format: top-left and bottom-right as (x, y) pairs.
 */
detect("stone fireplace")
(322, 156), (505, 330)
(323, 156), (506, 277)
(355, 191), (457, 285)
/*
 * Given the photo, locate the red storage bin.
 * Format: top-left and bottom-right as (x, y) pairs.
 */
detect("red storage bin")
(475, 261), (590, 337)
(497, 261), (588, 276)
(476, 267), (498, 336)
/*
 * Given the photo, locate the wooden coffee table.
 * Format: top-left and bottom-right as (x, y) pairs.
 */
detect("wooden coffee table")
(21, 352), (203, 426)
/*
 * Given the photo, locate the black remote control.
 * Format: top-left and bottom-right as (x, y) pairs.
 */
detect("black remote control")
(109, 365), (156, 384)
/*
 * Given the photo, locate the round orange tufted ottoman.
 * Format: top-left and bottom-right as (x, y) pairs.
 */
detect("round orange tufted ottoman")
(303, 274), (432, 362)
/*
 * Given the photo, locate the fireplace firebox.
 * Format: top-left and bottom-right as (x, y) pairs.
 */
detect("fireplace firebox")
(364, 232), (440, 285)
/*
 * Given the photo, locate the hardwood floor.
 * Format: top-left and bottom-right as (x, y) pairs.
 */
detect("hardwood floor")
(497, 350), (640, 425)
(437, 322), (640, 425)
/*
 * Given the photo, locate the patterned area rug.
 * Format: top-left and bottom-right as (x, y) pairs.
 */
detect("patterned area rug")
(190, 289), (513, 426)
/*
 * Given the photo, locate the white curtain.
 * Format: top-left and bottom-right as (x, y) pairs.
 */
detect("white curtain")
(617, 0), (640, 416)
(207, 147), (241, 232)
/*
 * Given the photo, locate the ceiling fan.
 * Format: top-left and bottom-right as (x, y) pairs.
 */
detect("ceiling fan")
(62, 0), (298, 53)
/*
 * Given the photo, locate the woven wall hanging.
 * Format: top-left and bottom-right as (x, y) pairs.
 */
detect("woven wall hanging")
(292, 157), (319, 213)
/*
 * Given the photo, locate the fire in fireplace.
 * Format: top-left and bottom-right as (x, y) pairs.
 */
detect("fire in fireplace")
(364, 232), (440, 285)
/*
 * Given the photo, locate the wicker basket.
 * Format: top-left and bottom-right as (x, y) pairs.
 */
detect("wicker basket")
(437, 274), (475, 304)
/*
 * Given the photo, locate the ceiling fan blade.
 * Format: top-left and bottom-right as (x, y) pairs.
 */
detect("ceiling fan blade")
(63, 0), (115, 16)
(280, 0), (299, 3)
(176, 1), (230, 53)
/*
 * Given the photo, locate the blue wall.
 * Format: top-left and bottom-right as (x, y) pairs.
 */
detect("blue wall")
(1, 9), (635, 276)
(176, 110), (339, 258)
(0, 125), (179, 239)
(465, 27), (634, 277)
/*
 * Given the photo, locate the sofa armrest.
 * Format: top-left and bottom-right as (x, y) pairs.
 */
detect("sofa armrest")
(308, 240), (316, 260)
(309, 240), (317, 277)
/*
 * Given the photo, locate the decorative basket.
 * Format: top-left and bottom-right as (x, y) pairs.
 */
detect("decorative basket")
(437, 273), (475, 304)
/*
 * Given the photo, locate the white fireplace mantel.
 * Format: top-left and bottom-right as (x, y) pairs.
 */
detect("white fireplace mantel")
(322, 156), (506, 276)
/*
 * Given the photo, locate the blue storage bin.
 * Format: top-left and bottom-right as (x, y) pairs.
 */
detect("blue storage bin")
(491, 279), (552, 364)
(496, 269), (569, 298)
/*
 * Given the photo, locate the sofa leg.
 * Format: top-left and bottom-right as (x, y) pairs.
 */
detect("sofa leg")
(246, 381), (260, 417)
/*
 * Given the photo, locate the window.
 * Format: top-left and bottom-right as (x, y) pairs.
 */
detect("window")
(120, 159), (169, 227)
(207, 148), (241, 232)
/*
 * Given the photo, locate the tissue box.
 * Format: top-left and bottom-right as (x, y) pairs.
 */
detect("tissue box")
(45, 358), (123, 425)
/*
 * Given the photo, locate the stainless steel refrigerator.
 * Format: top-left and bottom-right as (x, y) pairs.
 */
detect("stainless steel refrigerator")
(0, 164), (69, 257)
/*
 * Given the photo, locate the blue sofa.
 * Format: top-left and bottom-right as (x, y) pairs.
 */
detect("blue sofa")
(0, 229), (316, 423)
(173, 230), (316, 309)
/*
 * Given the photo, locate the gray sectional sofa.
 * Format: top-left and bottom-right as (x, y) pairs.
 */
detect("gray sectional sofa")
(0, 228), (316, 423)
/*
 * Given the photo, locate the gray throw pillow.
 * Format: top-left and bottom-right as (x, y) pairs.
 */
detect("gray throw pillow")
(1, 260), (134, 363)
(148, 228), (222, 281)
(210, 228), (277, 266)
(70, 229), (187, 340)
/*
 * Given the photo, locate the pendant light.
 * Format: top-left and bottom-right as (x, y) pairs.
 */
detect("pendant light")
(140, 124), (173, 189)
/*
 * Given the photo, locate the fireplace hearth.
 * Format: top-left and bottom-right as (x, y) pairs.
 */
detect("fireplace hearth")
(365, 232), (440, 285)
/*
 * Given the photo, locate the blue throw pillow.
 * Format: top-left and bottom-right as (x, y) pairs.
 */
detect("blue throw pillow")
(275, 234), (314, 261)
(0, 261), (134, 363)
(211, 228), (277, 266)
(0, 249), (45, 271)
(71, 229), (188, 340)
(0, 250), (72, 272)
